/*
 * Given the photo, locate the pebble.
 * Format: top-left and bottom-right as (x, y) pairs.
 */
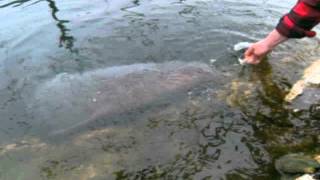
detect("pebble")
(296, 174), (316, 180)
(293, 109), (300, 113)
(314, 155), (320, 163)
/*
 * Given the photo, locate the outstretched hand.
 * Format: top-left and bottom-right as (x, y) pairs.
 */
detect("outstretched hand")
(244, 40), (272, 64)
(244, 29), (288, 64)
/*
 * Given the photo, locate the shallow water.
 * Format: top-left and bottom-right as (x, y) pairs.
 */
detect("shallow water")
(1, 0), (320, 179)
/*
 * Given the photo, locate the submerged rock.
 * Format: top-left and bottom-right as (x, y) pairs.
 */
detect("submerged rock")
(0, 138), (47, 157)
(276, 154), (320, 175)
(309, 104), (320, 119)
(218, 79), (257, 107)
(315, 155), (320, 164)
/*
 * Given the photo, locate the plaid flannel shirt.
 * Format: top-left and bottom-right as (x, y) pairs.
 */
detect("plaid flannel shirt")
(276, 0), (320, 38)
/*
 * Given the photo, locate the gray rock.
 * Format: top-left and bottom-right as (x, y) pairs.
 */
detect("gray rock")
(276, 154), (320, 175)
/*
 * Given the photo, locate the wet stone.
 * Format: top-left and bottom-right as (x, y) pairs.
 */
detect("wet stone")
(285, 59), (320, 104)
(275, 154), (320, 175)
(315, 155), (320, 164)
(313, 172), (320, 179)
(309, 104), (320, 120)
(289, 87), (320, 111)
(296, 174), (316, 180)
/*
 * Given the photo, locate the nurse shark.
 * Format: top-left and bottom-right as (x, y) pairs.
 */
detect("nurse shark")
(29, 61), (219, 140)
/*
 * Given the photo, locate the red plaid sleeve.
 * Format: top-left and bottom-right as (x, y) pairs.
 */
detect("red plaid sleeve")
(276, 0), (320, 38)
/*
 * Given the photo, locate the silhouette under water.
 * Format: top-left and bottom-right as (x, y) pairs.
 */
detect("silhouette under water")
(0, 0), (320, 179)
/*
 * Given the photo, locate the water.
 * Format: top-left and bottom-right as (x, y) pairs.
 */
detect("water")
(1, 0), (320, 179)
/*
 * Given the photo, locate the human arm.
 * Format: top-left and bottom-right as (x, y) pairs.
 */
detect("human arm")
(244, 0), (320, 64)
(244, 30), (287, 64)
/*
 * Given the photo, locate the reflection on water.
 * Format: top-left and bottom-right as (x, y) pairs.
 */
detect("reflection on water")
(47, 0), (75, 51)
(0, 0), (320, 179)
(1, 0), (75, 51)
(0, 0), (38, 8)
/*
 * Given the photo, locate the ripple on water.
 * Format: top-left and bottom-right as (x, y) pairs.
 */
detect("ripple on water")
(1, 0), (320, 179)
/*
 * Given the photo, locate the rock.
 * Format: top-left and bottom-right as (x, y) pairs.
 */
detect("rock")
(315, 155), (320, 164)
(217, 79), (257, 107)
(285, 80), (305, 102)
(296, 174), (316, 180)
(289, 87), (320, 111)
(313, 172), (320, 179)
(285, 60), (320, 103)
(309, 104), (320, 119)
(275, 154), (320, 175)
(0, 138), (47, 157)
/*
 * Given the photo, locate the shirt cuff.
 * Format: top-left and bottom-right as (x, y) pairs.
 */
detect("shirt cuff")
(276, 16), (307, 38)
(300, 0), (320, 7)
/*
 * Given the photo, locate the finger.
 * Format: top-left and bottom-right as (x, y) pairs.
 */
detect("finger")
(246, 54), (262, 64)
(244, 48), (255, 64)
(244, 56), (256, 64)
(244, 47), (254, 57)
(252, 60), (260, 65)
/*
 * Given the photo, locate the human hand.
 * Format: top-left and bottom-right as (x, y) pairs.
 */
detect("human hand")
(244, 29), (288, 64)
(244, 40), (272, 64)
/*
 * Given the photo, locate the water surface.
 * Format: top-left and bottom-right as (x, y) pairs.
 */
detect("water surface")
(1, 0), (320, 179)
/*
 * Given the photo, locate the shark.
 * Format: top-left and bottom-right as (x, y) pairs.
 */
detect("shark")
(29, 61), (219, 140)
